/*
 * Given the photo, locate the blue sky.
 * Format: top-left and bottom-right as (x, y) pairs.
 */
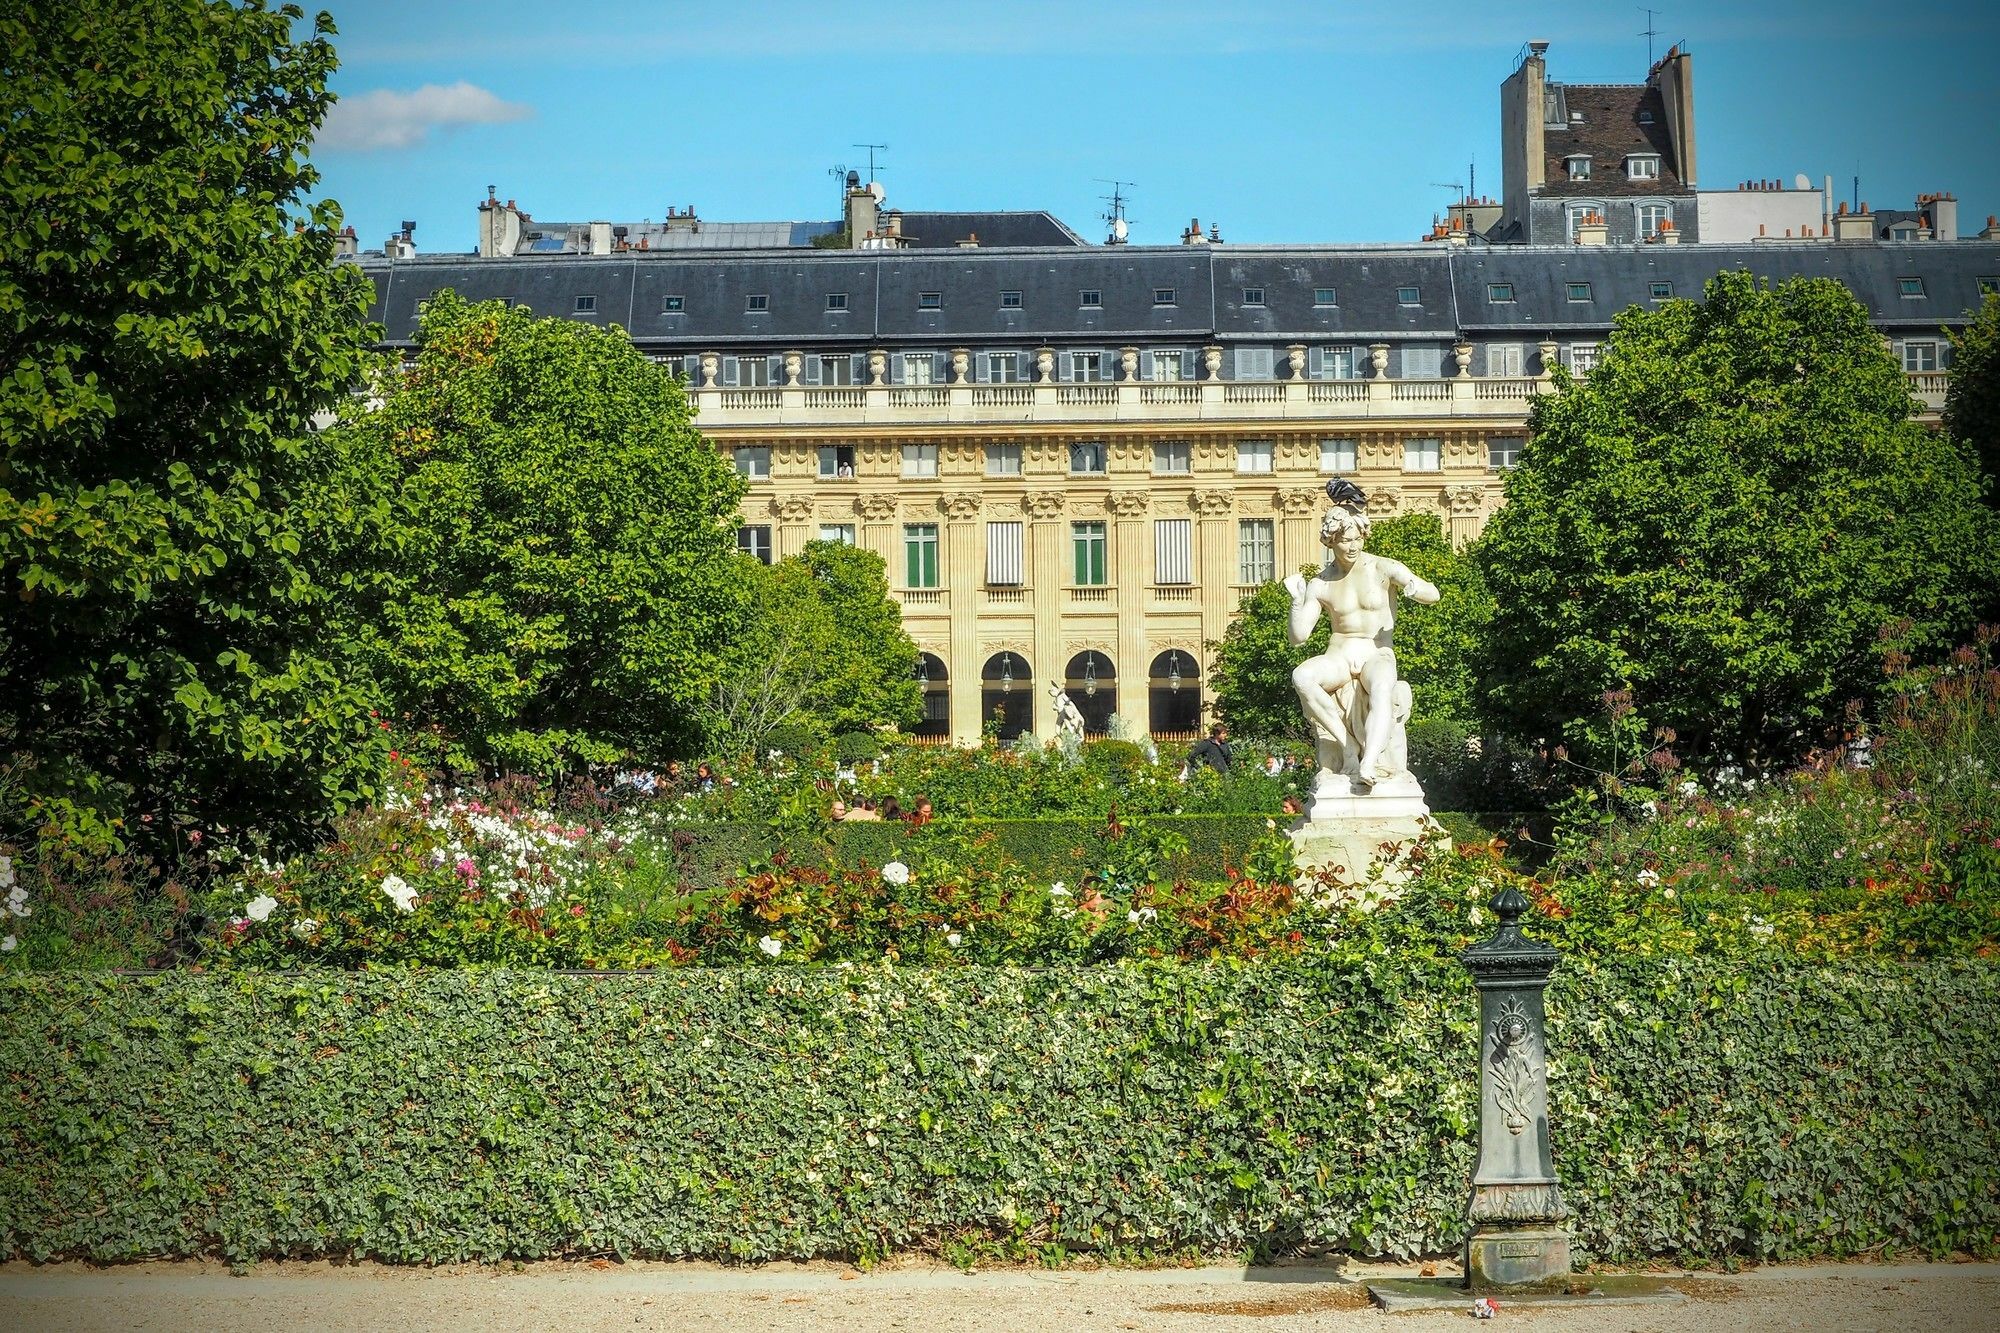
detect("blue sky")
(309, 0), (2000, 252)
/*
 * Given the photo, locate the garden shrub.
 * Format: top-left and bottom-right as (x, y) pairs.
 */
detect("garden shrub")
(2, 960), (1992, 1265)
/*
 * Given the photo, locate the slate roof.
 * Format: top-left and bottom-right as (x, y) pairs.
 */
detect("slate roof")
(1539, 83), (1689, 198)
(355, 240), (2000, 351)
(891, 211), (1087, 249)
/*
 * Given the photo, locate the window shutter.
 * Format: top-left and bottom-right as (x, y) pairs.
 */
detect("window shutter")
(1155, 519), (1192, 585)
(767, 355), (784, 385)
(1308, 346), (1325, 378)
(803, 355), (821, 385)
(1139, 351), (1154, 380)
(975, 352), (991, 383)
(891, 352), (905, 384)
(720, 357), (738, 386)
(986, 522), (1024, 586)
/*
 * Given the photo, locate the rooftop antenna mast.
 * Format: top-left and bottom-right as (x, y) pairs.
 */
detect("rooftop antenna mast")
(1639, 7), (1662, 65)
(854, 143), (888, 185)
(1097, 178), (1134, 244)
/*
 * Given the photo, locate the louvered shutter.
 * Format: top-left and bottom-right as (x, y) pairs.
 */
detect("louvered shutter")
(986, 522), (1024, 586)
(1155, 519), (1192, 585)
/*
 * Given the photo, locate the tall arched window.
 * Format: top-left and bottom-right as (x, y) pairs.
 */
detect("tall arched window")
(1064, 651), (1117, 736)
(980, 652), (1033, 741)
(1148, 649), (1202, 738)
(913, 653), (949, 740)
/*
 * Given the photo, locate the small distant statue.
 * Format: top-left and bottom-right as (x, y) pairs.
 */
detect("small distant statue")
(1048, 680), (1086, 741)
(1285, 480), (1439, 799)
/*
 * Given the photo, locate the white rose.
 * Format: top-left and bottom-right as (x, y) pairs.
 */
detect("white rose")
(1636, 868), (1660, 888)
(245, 894), (279, 923)
(946, 932), (962, 947)
(381, 874), (418, 913)
(291, 918), (321, 939)
(880, 860), (911, 886)
(0, 935), (14, 953)
(1049, 882), (1069, 897)
(758, 935), (783, 958)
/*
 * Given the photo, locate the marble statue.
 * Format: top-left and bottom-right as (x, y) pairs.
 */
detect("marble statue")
(1285, 481), (1448, 882)
(1048, 680), (1086, 741)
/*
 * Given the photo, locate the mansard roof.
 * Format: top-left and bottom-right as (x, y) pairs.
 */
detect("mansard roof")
(355, 240), (2000, 348)
(1539, 84), (1690, 198)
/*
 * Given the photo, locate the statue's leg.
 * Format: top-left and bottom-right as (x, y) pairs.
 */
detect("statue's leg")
(1291, 659), (1353, 768)
(1356, 655), (1401, 781)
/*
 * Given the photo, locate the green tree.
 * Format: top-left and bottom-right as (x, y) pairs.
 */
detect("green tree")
(1208, 513), (1490, 739)
(321, 293), (748, 776)
(1944, 292), (2000, 506)
(0, 2), (386, 856)
(1476, 269), (2000, 767)
(710, 540), (920, 755)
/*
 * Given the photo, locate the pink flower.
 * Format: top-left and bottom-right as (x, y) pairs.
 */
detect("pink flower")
(455, 857), (479, 879)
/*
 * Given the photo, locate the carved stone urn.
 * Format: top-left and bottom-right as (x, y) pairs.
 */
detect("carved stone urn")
(1459, 885), (1569, 1288)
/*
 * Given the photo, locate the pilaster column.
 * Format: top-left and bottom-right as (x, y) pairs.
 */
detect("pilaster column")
(1108, 490), (1151, 739)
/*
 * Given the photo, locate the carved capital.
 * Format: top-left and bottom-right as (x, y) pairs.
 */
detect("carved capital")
(1365, 489), (1400, 517)
(938, 492), (983, 520)
(855, 493), (899, 521)
(1106, 490), (1150, 517)
(1274, 488), (1320, 516)
(772, 495), (817, 521)
(1021, 492), (1066, 519)
(1441, 484), (1485, 516)
(1190, 488), (1234, 516)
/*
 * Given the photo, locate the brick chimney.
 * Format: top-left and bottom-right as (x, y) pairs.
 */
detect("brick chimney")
(1831, 200), (1874, 242)
(1181, 216), (1210, 245)
(1981, 214), (2000, 242)
(1574, 211), (1608, 245)
(1653, 217), (1679, 245)
(1918, 192), (1958, 240)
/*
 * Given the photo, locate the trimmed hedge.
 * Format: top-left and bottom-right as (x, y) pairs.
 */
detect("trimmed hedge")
(671, 813), (1545, 885)
(3, 960), (1995, 1264)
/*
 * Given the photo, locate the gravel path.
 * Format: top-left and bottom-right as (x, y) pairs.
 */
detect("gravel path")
(2, 1258), (1995, 1332)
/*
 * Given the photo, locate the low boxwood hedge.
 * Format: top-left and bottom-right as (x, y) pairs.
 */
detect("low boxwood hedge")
(3, 959), (1994, 1265)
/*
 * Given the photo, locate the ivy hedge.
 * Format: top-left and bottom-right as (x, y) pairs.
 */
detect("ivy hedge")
(670, 813), (1537, 885)
(3, 959), (1993, 1265)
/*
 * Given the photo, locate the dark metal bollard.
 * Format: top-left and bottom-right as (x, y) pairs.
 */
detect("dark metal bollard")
(1459, 883), (1571, 1288)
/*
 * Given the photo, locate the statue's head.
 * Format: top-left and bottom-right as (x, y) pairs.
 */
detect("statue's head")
(1319, 504), (1370, 550)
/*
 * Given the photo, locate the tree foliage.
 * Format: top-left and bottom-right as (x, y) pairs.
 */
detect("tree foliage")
(710, 540), (921, 755)
(320, 293), (748, 775)
(1945, 291), (2000, 507)
(0, 2), (386, 855)
(1475, 270), (2000, 766)
(1208, 514), (1491, 739)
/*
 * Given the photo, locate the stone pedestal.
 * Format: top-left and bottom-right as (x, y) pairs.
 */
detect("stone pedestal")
(1289, 776), (1445, 885)
(1466, 1226), (1572, 1287)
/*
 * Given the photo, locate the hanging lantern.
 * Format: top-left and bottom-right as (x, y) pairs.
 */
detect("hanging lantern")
(1000, 654), (1015, 691)
(1168, 654), (1184, 691)
(1083, 655), (1100, 698)
(916, 656), (930, 685)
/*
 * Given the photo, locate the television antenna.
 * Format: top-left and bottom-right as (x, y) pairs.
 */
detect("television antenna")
(1097, 178), (1134, 244)
(1639, 8), (1662, 65)
(853, 142), (888, 184)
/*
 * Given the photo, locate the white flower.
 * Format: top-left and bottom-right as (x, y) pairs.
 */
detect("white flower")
(758, 935), (783, 958)
(1266, 818), (1277, 831)
(1663, 886), (1676, 900)
(291, 917), (320, 939)
(1127, 906), (1158, 925)
(880, 860), (911, 886)
(0, 854), (13, 888)
(0, 935), (13, 952)
(4, 897), (27, 919)
(1469, 906), (1486, 928)
(1748, 917), (1775, 939)
(947, 932), (963, 947)
(1636, 868), (1660, 888)
(245, 894), (279, 923)
(381, 874), (418, 913)
(1049, 882), (1069, 897)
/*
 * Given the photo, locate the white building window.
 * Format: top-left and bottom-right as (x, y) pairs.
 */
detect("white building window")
(1488, 438), (1523, 470)
(1071, 522), (1108, 585)
(977, 351), (1023, 383)
(806, 353), (862, 385)
(1143, 348), (1195, 381)
(737, 525), (772, 564)
(1309, 345), (1358, 380)
(901, 443), (939, 478)
(1236, 440), (1274, 474)
(1070, 441), (1107, 474)
(1064, 349), (1111, 382)
(986, 521), (1025, 586)
(1564, 203), (1602, 242)
(1403, 438), (1442, 472)
(1486, 343), (1525, 378)
(895, 351), (941, 385)
(1154, 440), (1191, 474)
(1567, 343), (1601, 375)
(817, 445), (856, 478)
(1237, 519), (1275, 585)
(1155, 518), (1193, 585)
(1901, 340), (1939, 373)
(734, 446), (770, 480)
(1626, 154), (1661, 181)
(1566, 154), (1591, 181)
(904, 525), (940, 588)
(986, 442), (1022, 475)
(1320, 438), (1357, 473)
(818, 523), (856, 545)
(1233, 346), (1276, 380)
(1637, 203), (1669, 239)
(1401, 345), (1444, 378)
(724, 355), (777, 387)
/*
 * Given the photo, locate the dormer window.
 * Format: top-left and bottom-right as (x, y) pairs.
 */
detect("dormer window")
(1626, 154), (1661, 181)
(1637, 109), (1655, 125)
(1566, 155), (1592, 181)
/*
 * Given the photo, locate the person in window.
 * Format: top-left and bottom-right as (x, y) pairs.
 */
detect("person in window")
(1187, 723), (1232, 775)
(838, 462), (854, 478)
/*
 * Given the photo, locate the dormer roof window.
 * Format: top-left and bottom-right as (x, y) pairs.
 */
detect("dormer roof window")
(1626, 153), (1661, 181)
(1637, 108), (1654, 125)
(1566, 154), (1592, 181)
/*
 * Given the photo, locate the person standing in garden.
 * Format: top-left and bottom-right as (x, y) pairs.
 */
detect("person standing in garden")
(1187, 723), (1232, 775)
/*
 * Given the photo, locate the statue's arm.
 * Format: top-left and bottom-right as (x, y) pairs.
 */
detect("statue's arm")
(1282, 572), (1323, 644)
(1382, 558), (1441, 605)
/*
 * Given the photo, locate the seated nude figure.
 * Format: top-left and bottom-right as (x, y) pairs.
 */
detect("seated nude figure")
(1284, 498), (1439, 793)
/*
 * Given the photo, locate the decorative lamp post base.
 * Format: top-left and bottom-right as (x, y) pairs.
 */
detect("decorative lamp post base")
(1465, 1225), (1573, 1288)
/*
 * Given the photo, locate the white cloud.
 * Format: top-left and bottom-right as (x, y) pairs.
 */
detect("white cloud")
(318, 81), (532, 152)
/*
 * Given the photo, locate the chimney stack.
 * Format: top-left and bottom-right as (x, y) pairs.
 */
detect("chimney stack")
(1832, 199), (1873, 242)
(1181, 216), (1209, 245)
(1574, 211), (1608, 245)
(1981, 215), (2000, 242)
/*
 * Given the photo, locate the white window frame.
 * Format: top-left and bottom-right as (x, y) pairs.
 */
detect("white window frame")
(1309, 345), (1358, 380)
(986, 442), (1023, 476)
(1901, 340), (1939, 373)
(1488, 438), (1523, 470)
(1636, 203), (1668, 239)
(1069, 441), (1107, 474)
(904, 524), (940, 589)
(745, 293), (769, 312)
(734, 446), (771, 480)
(1487, 343), (1525, 378)
(1242, 287), (1265, 306)
(1564, 202), (1603, 242)
(1313, 287), (1337, 307)
(1626, 154), (1661, 181)
(1319, 438), (1357, 474)
(1236, 440), (1274, 474)
(817, 445), (856, 479)
(1567, 342), (1601, 375)
(818, 523), (856, 546)
(901, 443), (939, 479)
(1071, 521), (1108, 586)
(1402, 438), (1442, 473)
(1064, 349), (1110, 382)
(978, 351), (1023, 383)
(1143, 348), (1195, 381)
(737, 525), (772, 564)
(1566, 154), (1592, 181)
(825, 292), (848, 311)
(1154, 440), (1191, 474)
(1237, 519), (1276, 585)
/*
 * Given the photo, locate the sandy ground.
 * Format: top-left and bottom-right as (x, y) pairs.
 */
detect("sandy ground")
(1, 1257), (1995, 1332)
